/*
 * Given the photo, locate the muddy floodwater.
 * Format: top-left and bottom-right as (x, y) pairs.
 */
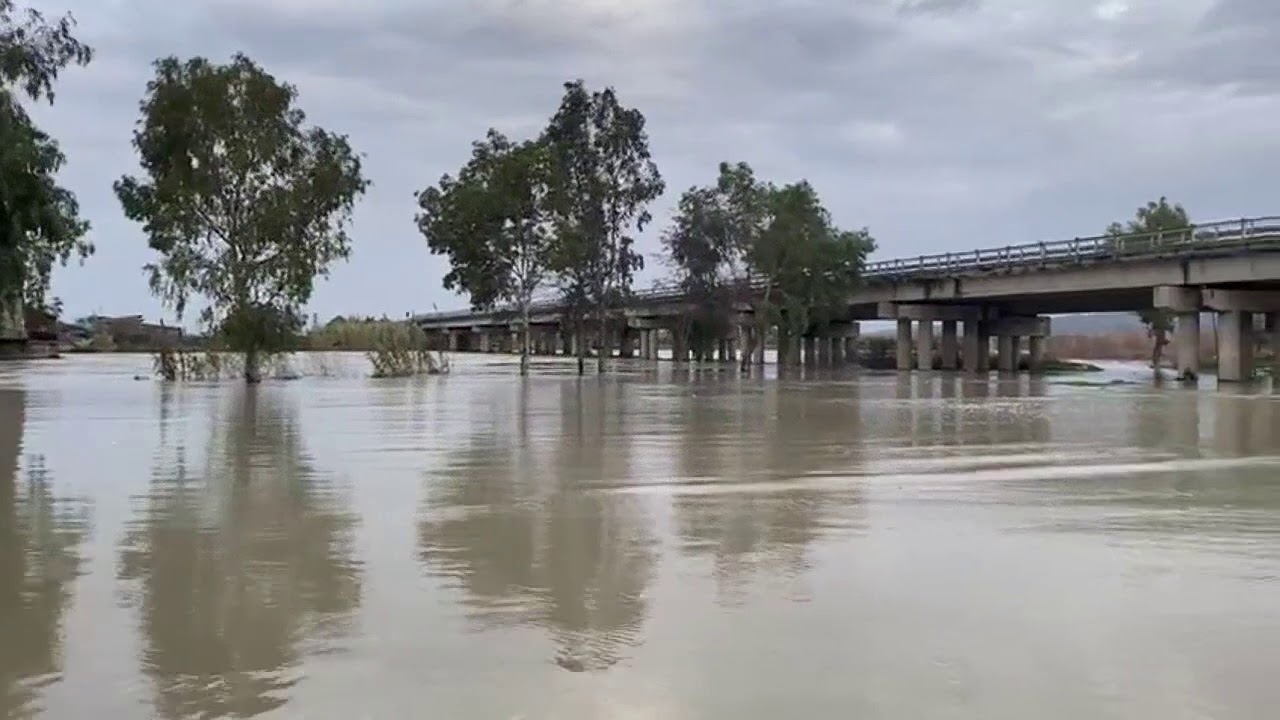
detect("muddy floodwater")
(2, 353), (1279, 719)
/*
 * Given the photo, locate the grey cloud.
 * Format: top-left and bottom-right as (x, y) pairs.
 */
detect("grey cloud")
(32, 0), (1280, 322)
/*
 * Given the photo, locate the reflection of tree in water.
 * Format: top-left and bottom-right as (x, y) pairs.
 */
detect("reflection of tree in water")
(0, 389), (92, 719)
(419, 381), (654, 673)
(672, 383), (859, 604)
(117, 387), (361, 719)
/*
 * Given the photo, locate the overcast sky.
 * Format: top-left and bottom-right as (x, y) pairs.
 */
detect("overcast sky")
(26, 0), (1280, 324)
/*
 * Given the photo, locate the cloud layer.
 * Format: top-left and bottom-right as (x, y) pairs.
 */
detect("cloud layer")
(27, 0), (1280, 320)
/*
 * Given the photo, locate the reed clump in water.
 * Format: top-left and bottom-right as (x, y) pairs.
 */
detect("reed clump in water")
(366, 323), (449, 378)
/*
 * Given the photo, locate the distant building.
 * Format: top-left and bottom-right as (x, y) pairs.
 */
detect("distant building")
(87, 315), (183, 349)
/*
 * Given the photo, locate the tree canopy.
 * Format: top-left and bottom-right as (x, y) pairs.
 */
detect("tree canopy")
(114, 53), (369, 381)
(1107, 196), (1192, 371)
(0, 0), (93, 322)
(542, 80), (664, 373)
(663, 161), (875, 365)
(416, 129), (553, 374)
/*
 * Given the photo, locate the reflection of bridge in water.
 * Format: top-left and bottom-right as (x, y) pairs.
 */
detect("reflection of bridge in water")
(417, 216), (1280, 382)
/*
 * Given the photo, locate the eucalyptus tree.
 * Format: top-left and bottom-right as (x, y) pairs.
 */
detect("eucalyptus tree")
(0, 0), (93, 333)
(417, 130), (553, 375)
(542, 80), (664, 373)
(664, 165), (875, 367)
(114, 53), (369, 382)
(661, 162), (765, 365)
(742, 176), (870, 361)
(1106, 197), (1192, 372)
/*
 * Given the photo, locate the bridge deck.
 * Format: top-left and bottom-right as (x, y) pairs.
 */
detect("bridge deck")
(415, 216), (1280, 328)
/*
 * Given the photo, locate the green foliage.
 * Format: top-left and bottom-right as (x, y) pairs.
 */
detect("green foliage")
(416, 130), (552, 374)
(114, 53), (370, 383)
(663, 161), (875, 364)
(0, 1), (93, 315)
(365, 323), (448, 378)
(1107, 197), (1191, 369)
(542, 80), (665, 373)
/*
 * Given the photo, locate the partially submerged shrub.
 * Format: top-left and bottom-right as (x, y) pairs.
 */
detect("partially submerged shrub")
(366, 323), (449, 378)
(153, 346), (242, 381)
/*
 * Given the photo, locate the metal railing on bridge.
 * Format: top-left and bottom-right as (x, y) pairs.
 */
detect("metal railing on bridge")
(414, 216), (1280, 323)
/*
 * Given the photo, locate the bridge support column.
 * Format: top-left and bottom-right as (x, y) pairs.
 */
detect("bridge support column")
(803, 336), (817, 366)
(1154, 287), (1205, 380)
(997, 335), (1020, 374)
(478, 332), (492, 353)
(448, 330), (461, 352)
(651, 329), (662, 360)
(827, 336), (842, 366)
(896, 319), (913, 371)
(718, 339), (729, 362)
(844, 335), (857, 366)
(619, 328), (635, 359)
(916, 321), (934, 371)
(1175, 312), (1201, 380)
(640, 329), (651, 360)
(963, 320), (988, 373)
(1028, 336), (1046, 374)
(816, 335), (830, 366)
(672, 331), (688, 364)
(939, 320), (958, 370)
(1217, 310), (1255, 382)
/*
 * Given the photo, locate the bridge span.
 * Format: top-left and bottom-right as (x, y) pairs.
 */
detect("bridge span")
(415, 216), (1280, 382)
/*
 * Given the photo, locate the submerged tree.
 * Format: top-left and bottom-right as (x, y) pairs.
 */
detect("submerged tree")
(662, 162), (764, 366)
(0, 1), (94, 331)
(417, 130), (552, 375)
(114, 53), (369, 382)
(663, 162), (874, 368)
(1106, 197), (1191, 373)
(543, 80), (664, 374)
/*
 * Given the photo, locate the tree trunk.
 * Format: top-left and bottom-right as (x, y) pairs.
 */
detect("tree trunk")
(1151, 328), (1168, 373)
(244, 346), (262, 384)
(520, 306), (531, 377)
(576, 317), (586, 376)
(595, 302), (607, 374)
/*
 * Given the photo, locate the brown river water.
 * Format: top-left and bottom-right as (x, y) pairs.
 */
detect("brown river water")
(2, 353), (1279, 719)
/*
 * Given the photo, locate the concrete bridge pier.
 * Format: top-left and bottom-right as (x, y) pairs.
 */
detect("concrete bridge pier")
(1155, 286), (1204, 380)
(997, 336), (1020, 373)
(672, 330), (688, 364)
(619, 327), (636, 358)
(1217, 310), (1254, 382)
(896, 319), (913, 371)
(1157, 286), (1280, 382)
(962, 320), (989, 373)
(882, 303), (981, 372)
(803, 336), (818, 366)
(940, 321), (959, 370)
(988, 316), (1050, 374)
(916, 321), (934, 371)
(827, 336), (842, 365)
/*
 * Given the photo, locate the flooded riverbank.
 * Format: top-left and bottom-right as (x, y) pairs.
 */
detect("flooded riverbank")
(3, 354), (1279, 718)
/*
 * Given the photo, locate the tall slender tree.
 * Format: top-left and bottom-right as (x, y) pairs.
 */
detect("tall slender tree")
(115, 54), (369, 382)
(417, 130), (553, 375)
(0, 0), (93, 336)
(543, 80), (664, 374)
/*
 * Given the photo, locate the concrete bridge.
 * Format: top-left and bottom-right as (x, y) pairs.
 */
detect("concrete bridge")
(415, 216), (1280, 382)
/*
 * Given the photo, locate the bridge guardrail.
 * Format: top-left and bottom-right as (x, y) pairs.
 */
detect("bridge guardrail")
(415, 216), (1280, 323)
